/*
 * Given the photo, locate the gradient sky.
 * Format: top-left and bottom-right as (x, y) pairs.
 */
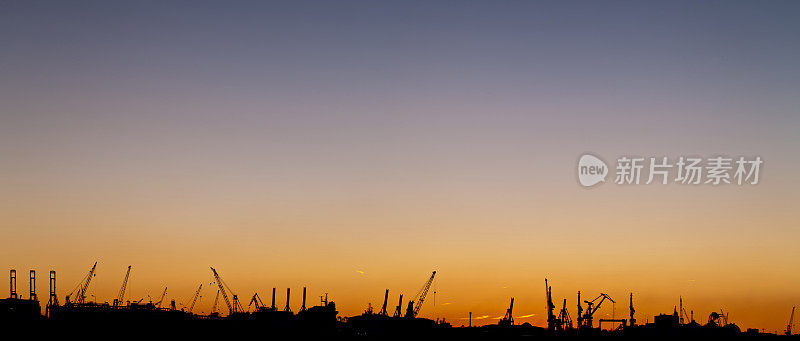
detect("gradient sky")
(1, 0), (799, 332)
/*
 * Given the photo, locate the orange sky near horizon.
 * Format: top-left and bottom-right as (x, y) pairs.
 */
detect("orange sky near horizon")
(3, 171), (798, 332)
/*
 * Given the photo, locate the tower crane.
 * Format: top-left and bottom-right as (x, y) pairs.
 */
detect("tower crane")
(66, 262), (97, 305)
(787, 307), (795, 335)
(187, 284), (202, 314)
(114, 266), (131, 307)
(210, 267), (243, 315)
(404, 271), (436, 318)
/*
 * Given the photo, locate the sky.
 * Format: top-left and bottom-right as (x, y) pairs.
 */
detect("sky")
(1, 0), (799, 332)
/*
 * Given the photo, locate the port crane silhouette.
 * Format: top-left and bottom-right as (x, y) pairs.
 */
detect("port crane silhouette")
(579, 293), (614, 329)
(210, 267), (242, 315)
(113, 266), (131, 307)
(153, 287), (167, 307)
(560, 298), (572, 330)
(210, 289), (220, 315)
(378, 289), (389, 316)
(546, 279), (556, 330)
(404, 271), (436, 318)
(499, 297), (514, 326)
(66, 262), (97, 305)
(393, 294), (403, 317)
(187, 284), (202, 313)
(545, 278), (572, 331)
(249, 292), (267, 311)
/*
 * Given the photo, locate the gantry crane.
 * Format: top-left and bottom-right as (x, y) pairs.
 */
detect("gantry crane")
(187, 284), (202, 314)
(499, 297), (514, 326)
(210, 267), (243, 315)
(404, 271), (436, 318)
(787, 307), (795, 335)
(580, 293), (614, 329)
(114, 266), (131, 307)
(66, 262), (97, 305)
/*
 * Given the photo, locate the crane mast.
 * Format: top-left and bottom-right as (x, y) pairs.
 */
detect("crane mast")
(210, 267), (233, 314)
(787, 307), (795, 335)
(188, 284), (202, 313)
(153, 287), (167, 307)
(211, 289), (220, 315)
(78, 262), (97, 304)
(115, 266), (131, 307)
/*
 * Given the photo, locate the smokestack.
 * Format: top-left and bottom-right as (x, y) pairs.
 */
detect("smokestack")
(284, 288), (291, 312)
(301, 287), (307, 312)
(271, 287), (276, 309)
(29, 270), (36, 301)
(10, 269), (16, 299)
